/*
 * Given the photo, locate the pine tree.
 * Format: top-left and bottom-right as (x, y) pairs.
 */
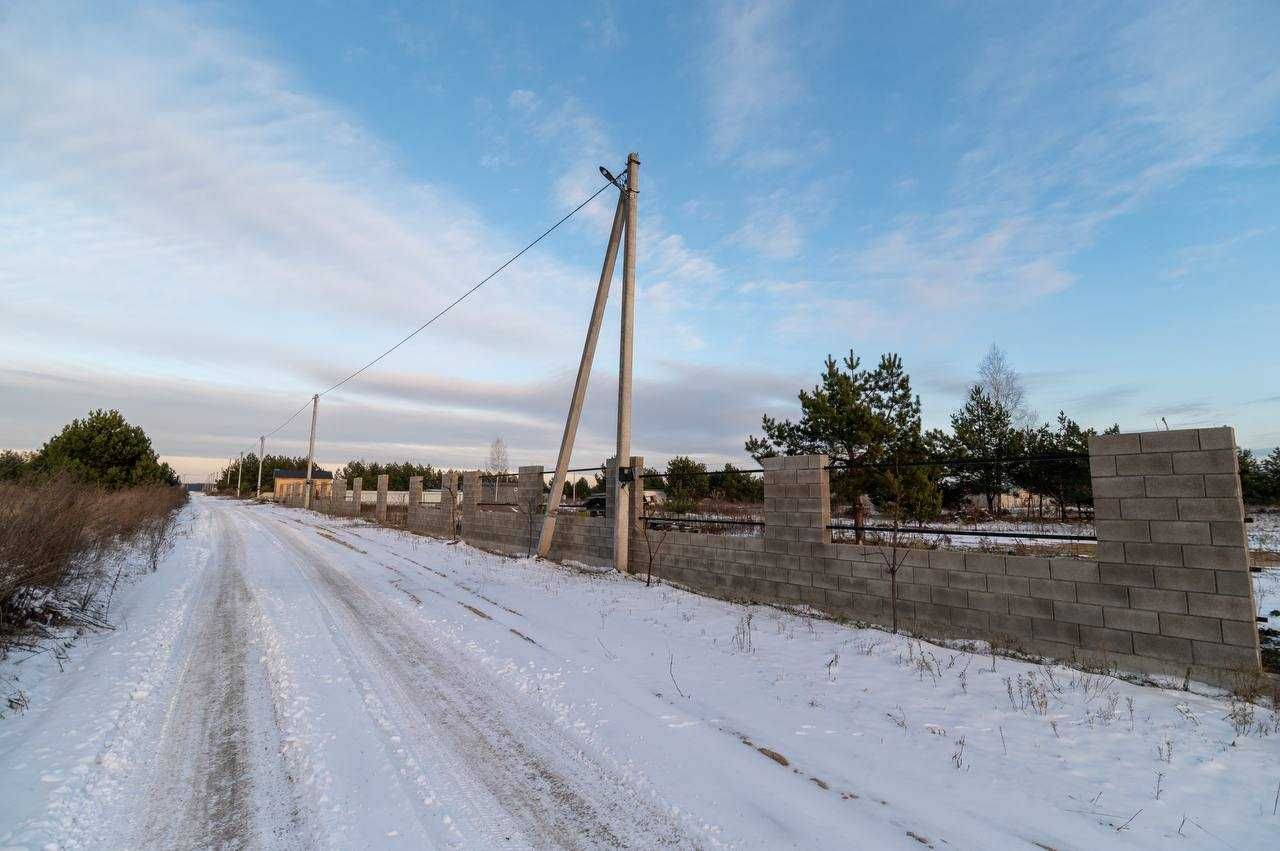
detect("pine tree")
(947, 386), (1017, 514)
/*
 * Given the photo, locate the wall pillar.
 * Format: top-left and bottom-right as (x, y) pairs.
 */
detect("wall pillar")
(408, 476), (423, 528)
(518, 465), (544, 556)
(461, 470), (480, 537)
(350, 477), (362, 518)
(442, 470), (460, 537)
(1090, 427), (1259, 673)
(375, 474), (389, 523)
(331, 476), (346, 515)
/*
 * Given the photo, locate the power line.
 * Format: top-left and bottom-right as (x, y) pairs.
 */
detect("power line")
(227, 173), (617, 465)
(318, 178), (615, 398)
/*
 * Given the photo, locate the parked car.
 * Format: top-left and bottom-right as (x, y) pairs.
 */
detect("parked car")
(583, 495), (606, 516)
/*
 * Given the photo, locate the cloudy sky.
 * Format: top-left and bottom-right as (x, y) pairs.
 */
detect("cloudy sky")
(2, 1), (1278, 481)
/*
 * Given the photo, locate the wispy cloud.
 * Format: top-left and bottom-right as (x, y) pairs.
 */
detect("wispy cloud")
(704, 0), (805, 162)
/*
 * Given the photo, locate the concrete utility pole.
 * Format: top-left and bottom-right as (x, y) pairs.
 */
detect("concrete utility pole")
(236, 451), (244, 497)
(256, 435), (265, 498)
(304, 394), (319, 509)
(613, 152), (639, 574)
(537, 190), (628, 558)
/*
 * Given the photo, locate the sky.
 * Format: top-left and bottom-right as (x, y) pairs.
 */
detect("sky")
(2, 0), (1278, 481)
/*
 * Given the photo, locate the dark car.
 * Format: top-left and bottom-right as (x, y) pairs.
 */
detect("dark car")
(583, 495), (606, 516)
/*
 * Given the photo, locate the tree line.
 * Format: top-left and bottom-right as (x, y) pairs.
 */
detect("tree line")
(1, 409), (179, 488)
(744, 346), (1119, 531)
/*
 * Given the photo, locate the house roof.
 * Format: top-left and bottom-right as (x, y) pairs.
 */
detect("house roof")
(273, 469), (333, 480)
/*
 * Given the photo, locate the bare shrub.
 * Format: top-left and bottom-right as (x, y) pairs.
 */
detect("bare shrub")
(732, 610), (754, 653)
(0, 475), (185, 646)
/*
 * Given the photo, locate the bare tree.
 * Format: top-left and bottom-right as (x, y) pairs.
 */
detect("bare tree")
(486, 438), (509, 503)
(639, 496), (671, 587)
(978, 344), (1035, 427)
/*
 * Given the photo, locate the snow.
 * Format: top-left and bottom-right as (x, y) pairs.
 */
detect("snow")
(2, 495), (1278, 848)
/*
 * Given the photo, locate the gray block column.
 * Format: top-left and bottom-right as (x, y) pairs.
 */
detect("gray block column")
(375, 474), (389, 523)
(461, 470), (480, 535)
(350, 477), (362, 518)
(331, 477), (346, 515)
(408, 476), (423, 528)
(442, 470), (460, 537)
(1090, 427), (1259, 672)
(762, 455), (830, 543)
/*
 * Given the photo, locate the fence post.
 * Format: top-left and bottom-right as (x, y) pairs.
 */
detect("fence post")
(408, 476), (422, 529)
(442, 470), (460, 537)
(1089, 427), (1259, 675)
(518, 465), (544, 556)
(350, 477), (362, 518)
(376, 474), (389, 523)
(461, 470), (480, 540)
(331, 476), (346, 515)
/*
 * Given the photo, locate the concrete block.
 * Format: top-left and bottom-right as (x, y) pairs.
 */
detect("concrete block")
(1203, 474), (1241, 498)
(987, 574), (1031, 596)
(1004, 556), (1051, 578)
(989, 613), (1032, 639)
(1104, 606), (1160, 634)
(1093, 476), (1145, 498)
(1075, 583), (1129, 607)
(1096, 541), (1126, 563)
(1032, 618), (1080, 645)
(1187, 593), (1254, 622)
(1220, 619), (1259, 648)
(1144, 475), (1205, 498)
(1132, 633), (1194, 664)
(931, 586), (968, 608)
(1010, 596), (1054, 619)
(1079, 626), (1134, 654)
(1049, 559), (1099, 583)
(950, 608), (990, 632)
(1116, 453), (1172, 476)
(1123, 542), (1183, 566)
(1090, 455), (1116, 478)
(1197, 427), (1234, 451)
(1129, 587), (1187, 613)
(914, 602), (951, 625)
(1177, 498), (1241, 522)
(1089, 433), (1140, 455)
(837, 576), (870, 595)
(1159, 613), (1221, 642)
(1153, 566), (1217, 593)
(1093, 498), (1122, 520)
(927, 549), (966, 571)
(1097, 520), (1150, 543)
(1029, 578), (1077, 601)
(1215, 570), (1253, 597)
(1121, 498), (1178, 521)
(1149, 521), (1211, 545)
(1181, 545), (1247, 572)
(1172, 450), (1236, 476)
(968, 591), (1010, 614)
(1192, 641), (1258, 670)
(1140, 430), (1201, 453)
(947, 570), (987, 591)
(1053, 600), (1104, 626)
(1209, 522), (1246, 547)
(964, 553), (1007, 575)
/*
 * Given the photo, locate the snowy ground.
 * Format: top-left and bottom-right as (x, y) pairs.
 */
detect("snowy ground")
(2, 496), (1278, 849)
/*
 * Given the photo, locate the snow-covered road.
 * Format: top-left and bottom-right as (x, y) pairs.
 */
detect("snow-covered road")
(3, 495), (1278, 849)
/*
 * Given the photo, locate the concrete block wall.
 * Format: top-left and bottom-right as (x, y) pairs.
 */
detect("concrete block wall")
(331, 477), (347, 515)
(638, 432), (1261, 684)
(375, 474), (389, 523)
(1088, 427), (1259, 676)
(350, 477), (363, 517)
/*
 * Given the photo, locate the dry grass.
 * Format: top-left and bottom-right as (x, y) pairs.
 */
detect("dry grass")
(0, 474), (186, 647)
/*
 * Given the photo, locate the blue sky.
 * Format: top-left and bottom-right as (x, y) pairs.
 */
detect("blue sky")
(2, 0), (1278, 480)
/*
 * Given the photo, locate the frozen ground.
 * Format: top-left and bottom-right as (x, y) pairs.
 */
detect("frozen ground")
(2, 496), (1278, 849)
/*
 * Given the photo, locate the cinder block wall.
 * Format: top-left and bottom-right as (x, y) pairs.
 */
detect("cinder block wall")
(637, 431), (1260, 685)
(1089, 427), (1259, 675)
(375, 474), (389, 522)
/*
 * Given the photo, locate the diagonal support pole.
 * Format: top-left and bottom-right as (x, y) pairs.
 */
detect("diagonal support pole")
(536, 190), (628, 558)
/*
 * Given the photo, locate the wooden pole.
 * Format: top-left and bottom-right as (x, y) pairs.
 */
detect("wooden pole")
(613, 152), (639, 573)
(256, 436), (265, 498)
(536, 191), (628, 557)
(304, 394), (318, 509)
(236, 451), (243, 497)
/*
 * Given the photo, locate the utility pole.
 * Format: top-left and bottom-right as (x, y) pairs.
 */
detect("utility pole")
(304, 394), (319, 509)
(236, 451), (244, 497)
(537, 189), (628, 557)
(256, 435), (265, 498)
(613, 152), (639, 574)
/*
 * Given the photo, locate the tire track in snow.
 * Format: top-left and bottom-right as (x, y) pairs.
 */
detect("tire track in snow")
(242, 504), (701, 848)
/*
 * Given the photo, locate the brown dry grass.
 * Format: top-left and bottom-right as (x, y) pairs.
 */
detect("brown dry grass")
(0, 474), (186, 644)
